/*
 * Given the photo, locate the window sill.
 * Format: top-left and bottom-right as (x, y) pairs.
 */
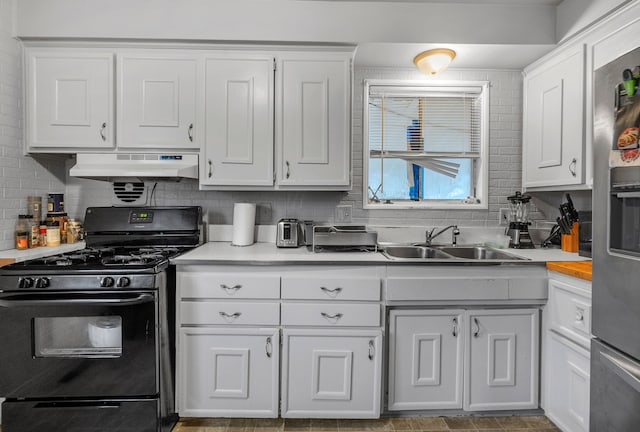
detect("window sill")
(364, 201), (488, 210)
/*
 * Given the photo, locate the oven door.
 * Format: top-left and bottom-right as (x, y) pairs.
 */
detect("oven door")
(0, 290), (157, 398)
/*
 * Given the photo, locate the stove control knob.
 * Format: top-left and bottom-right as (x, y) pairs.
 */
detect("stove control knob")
(117, 277), (131, 288)
(35, 277), (50, 288)
(100, 277), (115, 287)
(18, 277), (34, 288)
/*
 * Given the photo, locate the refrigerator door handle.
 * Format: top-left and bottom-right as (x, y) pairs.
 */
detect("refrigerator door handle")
(600, 351), (640, 393)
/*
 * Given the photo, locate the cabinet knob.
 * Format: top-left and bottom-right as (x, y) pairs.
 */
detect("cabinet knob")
(368, 340), (375, 360)
(453, 317), (458, 337)
(208, 159), (212, 178)
(188, 123), (194, 142)
(99, 123), (107, 141)
(266, 337), (272, 358)
(285, 160), (291, 179)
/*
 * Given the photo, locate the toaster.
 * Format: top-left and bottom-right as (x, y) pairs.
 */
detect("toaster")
(276, 219), (304, 248)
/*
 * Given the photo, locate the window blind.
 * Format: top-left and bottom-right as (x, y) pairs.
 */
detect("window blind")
(368, 85), (484, 158)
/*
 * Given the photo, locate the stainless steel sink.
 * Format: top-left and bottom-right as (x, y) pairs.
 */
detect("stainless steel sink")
(434, 246), (526, 260)
(382, 245), (454, 260)
(381, 244), (528, 262)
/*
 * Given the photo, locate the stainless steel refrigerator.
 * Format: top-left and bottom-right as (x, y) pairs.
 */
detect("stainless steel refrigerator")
(592, 46), (640, 431)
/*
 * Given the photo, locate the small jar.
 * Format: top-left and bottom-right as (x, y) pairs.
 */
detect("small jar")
(39, 224), (47, 247)
(46, 221), (61, 247)
(15, 231), (29, 250)
(15, 215), (31, 250)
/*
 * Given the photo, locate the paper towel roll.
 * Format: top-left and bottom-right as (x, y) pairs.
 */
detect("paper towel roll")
(232, 203), (256, 246)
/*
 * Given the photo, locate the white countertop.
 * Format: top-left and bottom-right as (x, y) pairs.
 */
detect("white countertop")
(0, 242), (86, 263)
(172, 241), (589, 265)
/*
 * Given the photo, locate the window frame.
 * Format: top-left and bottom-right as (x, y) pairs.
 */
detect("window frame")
(362, 79), (490, 210)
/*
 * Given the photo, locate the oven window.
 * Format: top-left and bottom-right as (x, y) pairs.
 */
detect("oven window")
(34, 316), (123, 358)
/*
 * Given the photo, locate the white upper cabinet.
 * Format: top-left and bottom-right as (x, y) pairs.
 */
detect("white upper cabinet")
(117, 53), (199, 150)
(201, 54), (274, 186)
(276, 51), (351, 189)
(523, 44), (586, 189)
(25, 49), (114, 151)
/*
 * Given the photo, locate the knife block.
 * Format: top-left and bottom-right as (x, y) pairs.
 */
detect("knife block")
(561, 222), (579, 252)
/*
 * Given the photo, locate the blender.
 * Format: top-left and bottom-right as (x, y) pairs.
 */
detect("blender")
(506, 191), (535, 248)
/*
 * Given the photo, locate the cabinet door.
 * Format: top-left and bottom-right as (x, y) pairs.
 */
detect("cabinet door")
(281, 329), (382, 418)
(388, 310), (464, 410)
(464, 309), (539, 411)
(277, 52), (351, 188)
(26, 50), (114, 150)
(523, 45), (585, 188)
(544, 332), (590, 432)
(117, 54), (198, 149)
(201, 55), (274, 186)
(177, 327), (279, 418)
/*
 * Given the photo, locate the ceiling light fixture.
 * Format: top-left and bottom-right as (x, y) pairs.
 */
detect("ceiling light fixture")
(413, 48), (456, 75)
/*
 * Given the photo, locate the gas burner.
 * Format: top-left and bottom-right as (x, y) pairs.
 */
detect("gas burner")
(101, 254), (166, 266)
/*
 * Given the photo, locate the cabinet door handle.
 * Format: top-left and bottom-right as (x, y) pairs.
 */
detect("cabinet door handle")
(320, 286), (342, 297)
(569, 158), (577, 177)
(220, 284), (242, 294)
(368, 340), (375, 360)
(266, 337), (272, 358)
(219, 311), (241, 320)
(100, 122), (107, 141)
(208, 159), (212, 178)
(473, 317), (480, 338)
(453, 317), (458, 337)
(188, 123), (194, 142)
(320, 312), (343, 323)
(285, 160), (291, 179)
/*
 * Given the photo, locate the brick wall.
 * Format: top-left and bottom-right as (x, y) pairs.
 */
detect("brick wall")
(63, 66), (541, 228)
(0, 0), (66, 251)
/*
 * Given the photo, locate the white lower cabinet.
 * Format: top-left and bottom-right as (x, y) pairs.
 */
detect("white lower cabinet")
(281, 329), (382, 418)
(465, 309), (539, 411)
(544, 331), (590, 432)
(389, 308), (539, 413)
(178, 327), (280, 418)
(388, 310), (464, 410)
(543, 272), (592, 432)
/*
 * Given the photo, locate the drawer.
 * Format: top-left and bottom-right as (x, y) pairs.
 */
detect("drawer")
(281, 276), (380, 301)
(180, 301), (280, 326)
(548, 277), (592, 348)
(386, 277), (509, 301)
(179, 273), (280, 299)
(281, 302), (380, 327)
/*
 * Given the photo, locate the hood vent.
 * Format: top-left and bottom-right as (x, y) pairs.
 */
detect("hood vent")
(69, 153), (199, 182)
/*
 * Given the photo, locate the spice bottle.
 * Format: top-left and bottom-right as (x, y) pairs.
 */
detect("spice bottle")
(15, 215), (31, 250)
(46, 221), (61, 247)
(39, 224), (47, 247)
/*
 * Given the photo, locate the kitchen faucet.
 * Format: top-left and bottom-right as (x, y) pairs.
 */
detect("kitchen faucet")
(426, 225), (460, 246)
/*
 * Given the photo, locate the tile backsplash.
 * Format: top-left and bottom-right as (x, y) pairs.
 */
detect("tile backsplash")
(0, 0), (66, 251)
(63, 66), (550, 231)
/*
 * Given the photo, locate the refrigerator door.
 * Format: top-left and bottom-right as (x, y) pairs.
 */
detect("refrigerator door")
(592, 46), (640, 361)
(590, 339), (640, 431)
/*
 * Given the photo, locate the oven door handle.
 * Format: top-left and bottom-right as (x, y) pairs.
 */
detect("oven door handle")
(0, 292), (155, 307)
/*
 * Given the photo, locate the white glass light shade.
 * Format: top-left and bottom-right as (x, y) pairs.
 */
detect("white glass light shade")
(413, 49), (456, 75)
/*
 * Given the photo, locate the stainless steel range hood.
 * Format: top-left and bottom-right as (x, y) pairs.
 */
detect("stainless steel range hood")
(69, 153), (199, 182)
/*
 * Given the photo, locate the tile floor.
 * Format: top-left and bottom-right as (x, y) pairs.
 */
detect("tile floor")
(172, 416), (560, 432)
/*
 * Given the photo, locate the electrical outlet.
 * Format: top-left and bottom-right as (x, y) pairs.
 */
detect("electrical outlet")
(335, 204), (352, 223)
(498, 208), (510, 226)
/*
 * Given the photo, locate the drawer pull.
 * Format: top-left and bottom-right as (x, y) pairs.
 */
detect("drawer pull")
(220, 284), (242, 294)
(368, 340), (375, 360)
(219, 311), (242, 321)
(266, 337), (272, 358)
(320, 312), (343, 323)
(473, 317), (480, 338)
(320, 286), (343, 297)
(453, 317), (458, 337)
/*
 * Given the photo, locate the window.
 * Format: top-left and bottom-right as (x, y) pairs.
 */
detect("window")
(363, 79), (489, 209)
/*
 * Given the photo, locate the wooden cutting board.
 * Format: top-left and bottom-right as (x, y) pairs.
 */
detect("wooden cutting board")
(546, 261), (592, 281)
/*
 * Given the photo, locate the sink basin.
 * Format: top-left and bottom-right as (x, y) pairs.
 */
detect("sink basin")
(434, 246), (525, 260)
(382, 245), (454, 260)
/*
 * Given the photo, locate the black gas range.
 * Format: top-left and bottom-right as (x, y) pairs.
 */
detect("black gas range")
(0, 206), (202, 432)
